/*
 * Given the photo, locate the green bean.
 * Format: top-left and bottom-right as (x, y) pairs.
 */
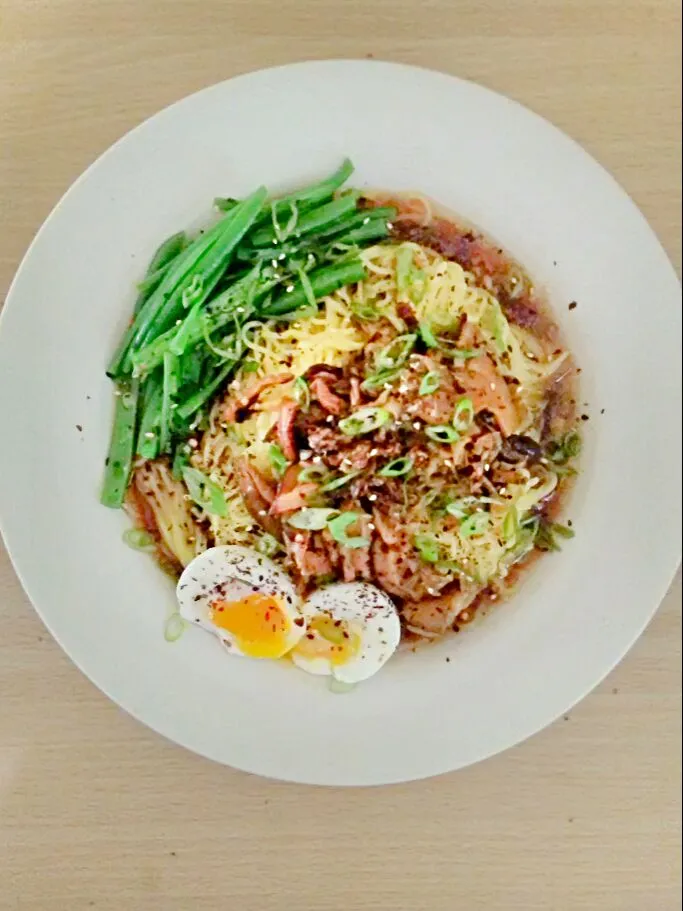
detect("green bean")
(147, 231), (188, 275)
(214, 197), (240, 213)
(314, 207), (396, 241)
(252, 158), (354, 226)
(176, 359), (237, 421)
(134, 186), (267, 356)
(136, 375), (163, 459)
(331, 220), (392, 247)
(247, 194), (360, 248)
(131, 268), (262, 375)
(261, 259), (366, 316)
(100, 380), (140, 508)
(109, 188), (266, 377)
(107, 217), (232, 378)
(159, 352), (178, 452)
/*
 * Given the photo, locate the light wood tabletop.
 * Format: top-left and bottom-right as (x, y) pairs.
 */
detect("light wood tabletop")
(1, 2), (680, 909)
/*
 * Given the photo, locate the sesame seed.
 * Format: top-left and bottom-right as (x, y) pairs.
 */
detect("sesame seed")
(299, 450), (312, 460)
(144, 431), (156, 440)
(484, 463), (490, 471)
(490, 383), (496, 390)
(368, 523), (376, 531)
(368, 494), (378, 502)
(362, 216), (370, 225)
(326, 415), (334, 423)
(278, 253), (286, 261)
(369, 448), (379, 457)
(271, 260), (278, 268)
(188, 439), (198, 449)
(285, 285), (294, 293)
(312, 456), (322, 464)
(413, 421), (422, 430)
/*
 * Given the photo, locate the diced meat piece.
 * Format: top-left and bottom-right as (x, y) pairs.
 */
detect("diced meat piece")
(370, 513), (450, 601)
(310, 377), (346, 415)
(276, 399), (299, 461)
(349, 377), (362, 408)
(402, 584), (480, 637)
(224, 373), (293, 422)
(456, 355), (519, 436)
(235, 459), (282, 538)
(284, 530), (334, 582)
(270, 483), (318, 515)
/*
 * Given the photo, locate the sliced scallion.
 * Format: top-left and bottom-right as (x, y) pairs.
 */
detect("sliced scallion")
(293, 376), (310, 411)
(327, 511), (370, 549)
(182, 467), (228, 517)
(459, 513), (491, 538)
(502, 506), (520, 546)
(414, 534), (440, 563)
(321, 470), (362, 492)
(287, 508), (338, 531)
(378, 456), (413, 477)
(452, 397), (475, 433)
(338, 406), (391, 437)
(419, 371), (441, 396)
(418, 321), (440, 348)
(256, 533), (281, 557)
(164, 612), (185, 643)
(375, 333), (417, 372)
(123, 528), (155, 551)
(268, 443), (289, 477)
(425, 425), (460, 444)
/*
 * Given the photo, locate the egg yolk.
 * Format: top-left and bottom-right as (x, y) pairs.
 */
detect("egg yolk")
(294, 614), (361, 666)
(209, 594), (292, 659)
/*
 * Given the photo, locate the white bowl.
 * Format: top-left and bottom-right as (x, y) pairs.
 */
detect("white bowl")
(0, 61), (680, 785)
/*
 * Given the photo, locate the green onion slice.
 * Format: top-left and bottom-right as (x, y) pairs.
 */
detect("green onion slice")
(425, 425), (460, 444)
(182, 467), (228, 517)
(361, 369), (399, 392)
(268, 443), (289, 477)
(375, 333), (417, 372)
(445, 497), (477, 519)
(338, 406), (391, 437)
(123, 528), (155, 551)
(293, 376), (310, 411)
(327, 511), (370, 549)
(453, 397), (475, 432)
(287, 508), (338, 531)
(418, 321), (440, 348)
(298, 464), (329, 484)
(164, 612), (185, 643)
(414, 534), (440, 563)
(378, 456), (413, 477)
(419, 371), (441, 396)
(321, 470), (362, 492)
(459, 512), (491, 538)
(256, 533), (281, 557)
(502, 506), (520, 546)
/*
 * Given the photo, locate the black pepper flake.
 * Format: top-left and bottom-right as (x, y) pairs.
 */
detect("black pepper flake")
(600, 408), (605, 415)
(568, 301), (577, 311)
(581, 414), (589, 421)
(76, 424), (83, 432)
(446, 657), (451, 663)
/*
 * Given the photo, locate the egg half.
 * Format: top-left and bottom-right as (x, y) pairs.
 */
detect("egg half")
(176, 545), (306, 659)
(292, 582), (401, 684)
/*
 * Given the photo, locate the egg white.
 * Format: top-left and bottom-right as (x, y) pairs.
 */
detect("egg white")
(176, 545), (305, 658)
(291, 582), (401, 684)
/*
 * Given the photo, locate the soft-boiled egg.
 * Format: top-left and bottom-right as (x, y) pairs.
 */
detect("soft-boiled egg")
(176, 545), (306, 659)
(292, 582), (401, 684)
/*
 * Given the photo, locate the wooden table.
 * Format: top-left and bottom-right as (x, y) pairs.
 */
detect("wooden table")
(1, 2), (680, 909)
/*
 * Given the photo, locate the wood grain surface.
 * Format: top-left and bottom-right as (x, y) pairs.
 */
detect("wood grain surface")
(0, 2), (680, 909)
